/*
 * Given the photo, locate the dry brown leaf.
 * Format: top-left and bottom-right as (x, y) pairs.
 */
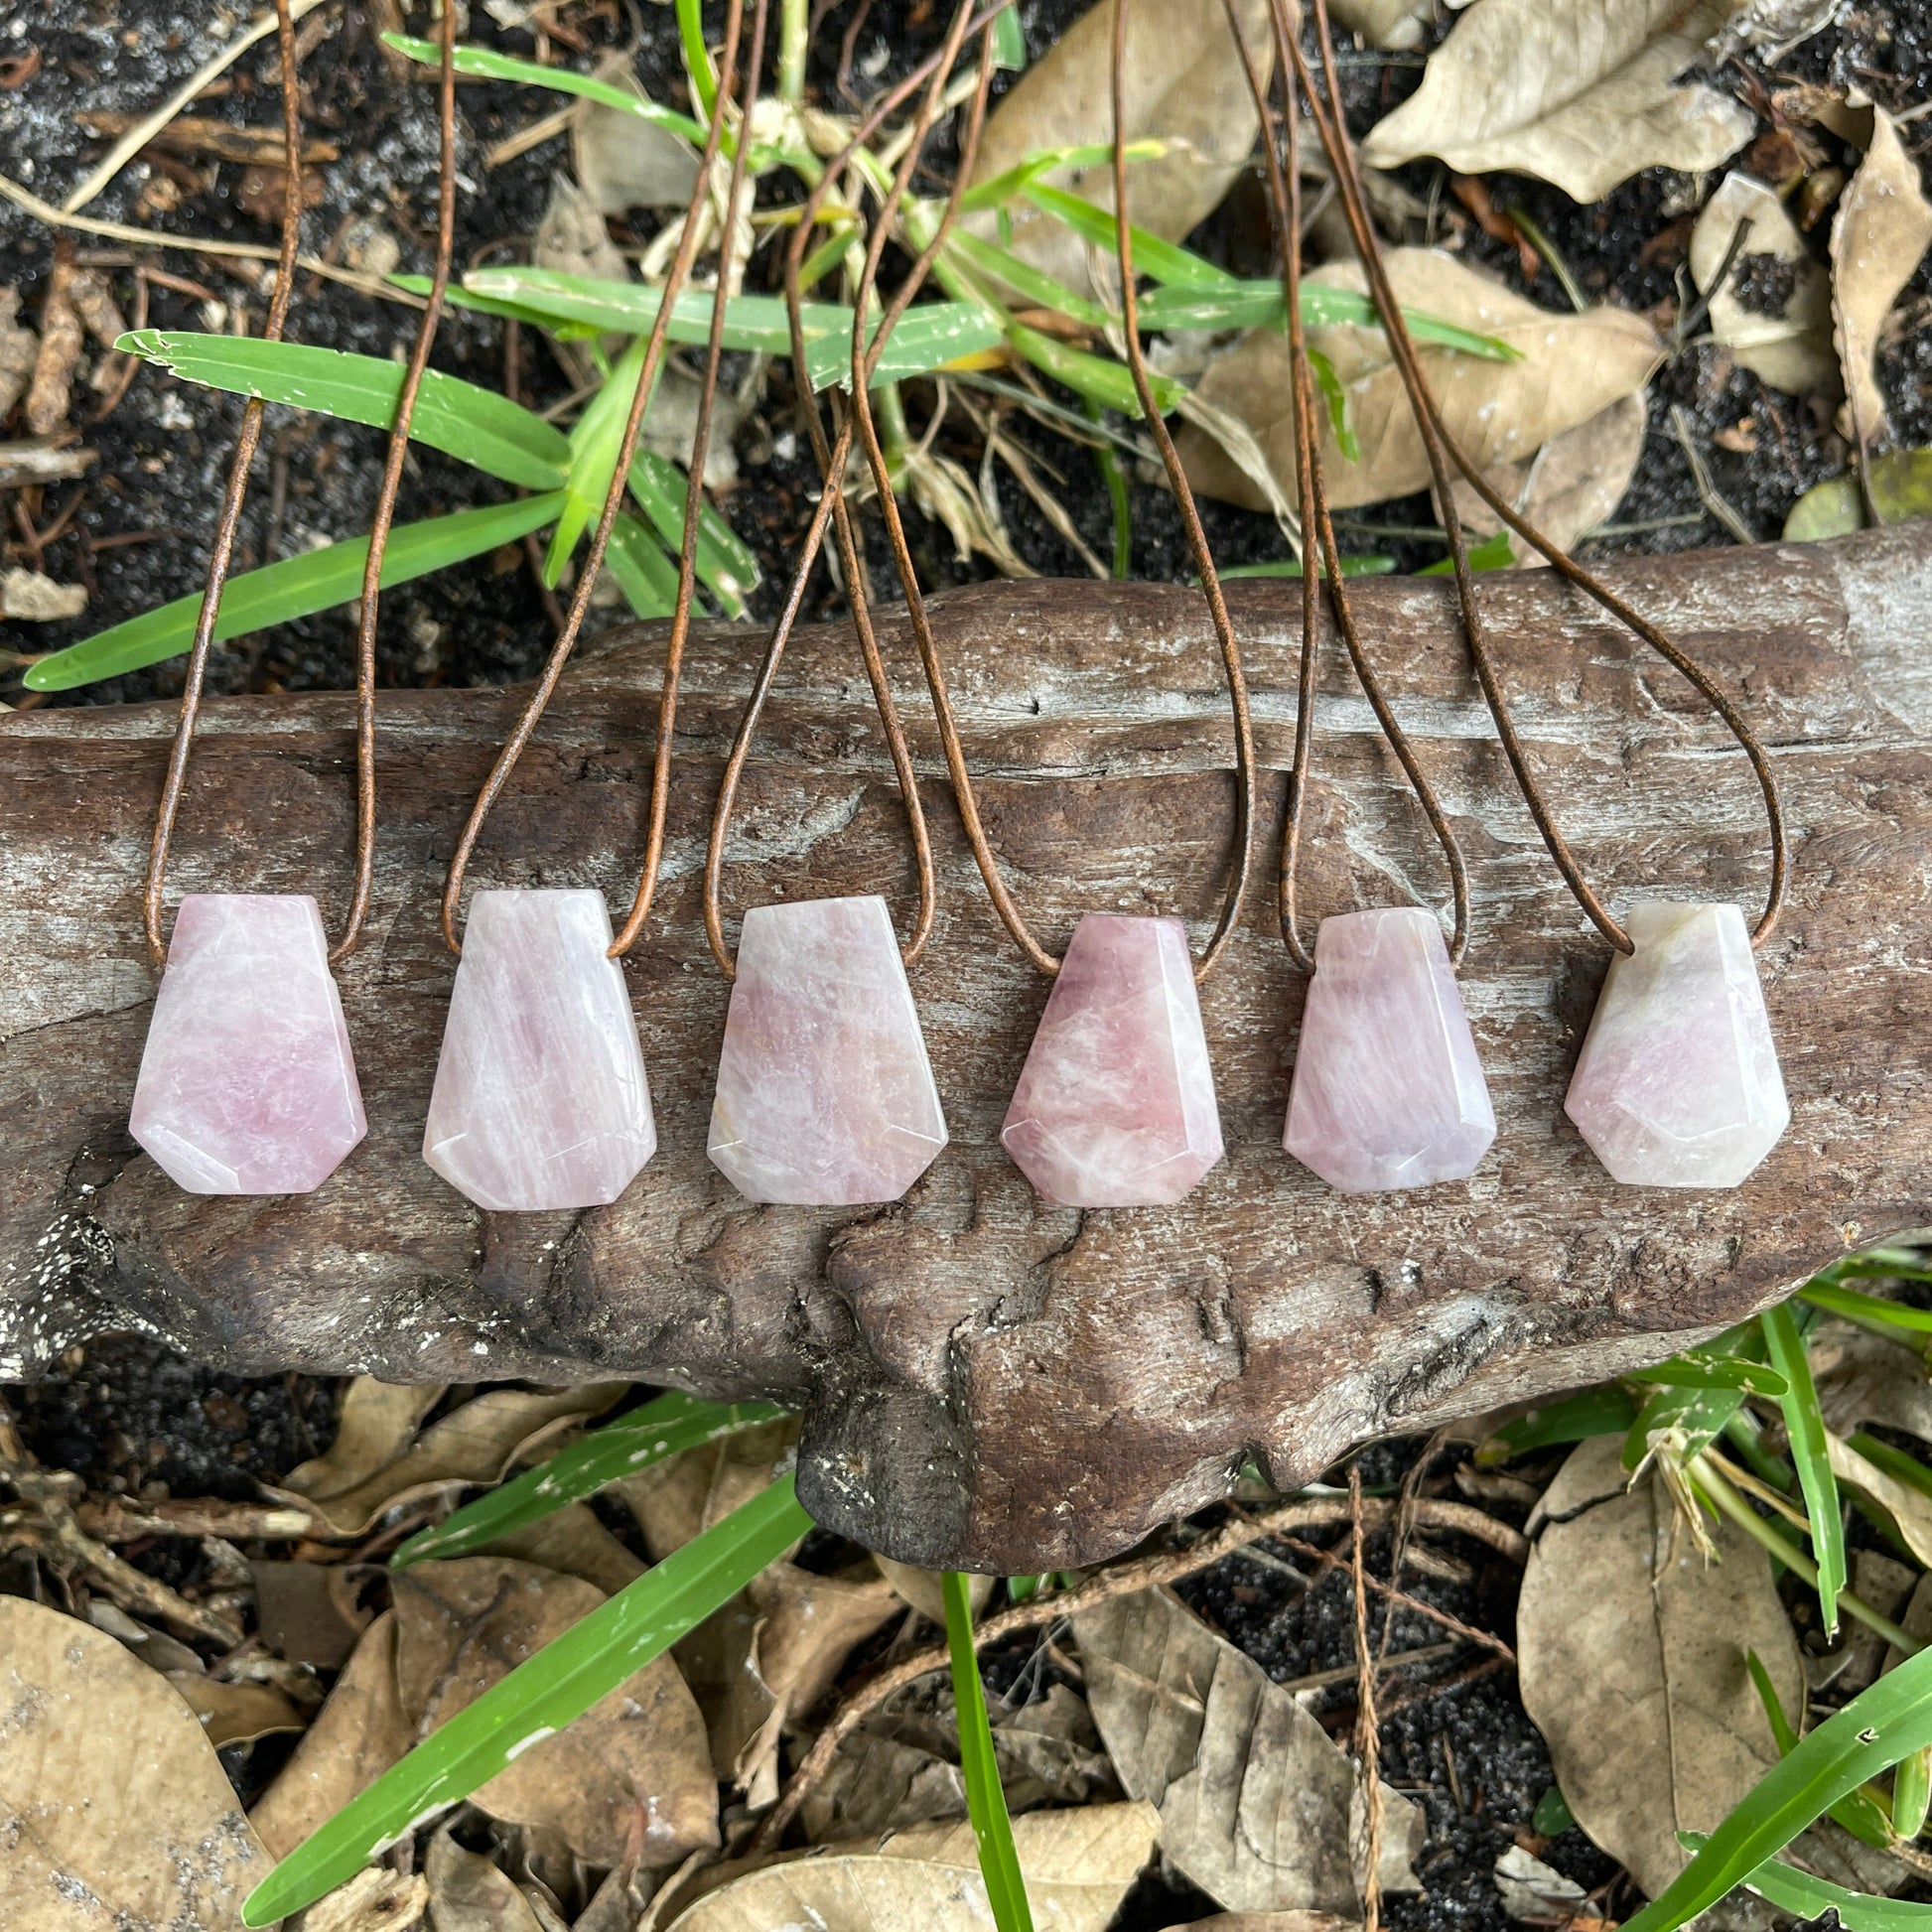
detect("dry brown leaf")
(573, 55), (700, 214)
(166, 1671), (307, 1749)
(1810, 1319), (1932, 1441)
(1692, 173), (1837, 395)
(963, 0), (1273, 303)
(1359, 0), (1753, 205)
(1517, 1437), (1801, 1901)
(1827, 1432), (1932, 1566)
(0, 1597), (277, 1930)
(250, 1610), (413, 1861)
(392, 1557), (717, 1867)
(618, 1417), (799, 1560)
(252, 1559), (372, 1671)
(0, 287), (36, 421)
(1075, 1587), (1423, 1914)
(301, 1866), (430, 1932)
(25, 269), (81, 437)
(423, 1827), (545, 1932)
(486, 1501), (646, 1599)
(1452, 389), (1648, 560)
(283, 1379), (446, 1499)
(282, 1384), (626, 1536)
(534, 172), (631, 289)
(1178, 248), (1664, 514)
(2, 566), (87, 621)
(659, 1802), (1162, 1932)
(1831, 106), (1932, 445)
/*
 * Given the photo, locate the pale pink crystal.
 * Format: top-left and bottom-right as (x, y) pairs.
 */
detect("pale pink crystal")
(1564, 899), (1790, 1187)
(1001, 912), (1223, 1208)
(424, 890), (656, 1212)
(129, 894), (366, 1195)
(708, 895), (946, 1205)
(1284, 906), (1495, 1193)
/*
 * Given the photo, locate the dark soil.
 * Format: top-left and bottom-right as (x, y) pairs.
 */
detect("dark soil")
(5, 4), (1932, 1927)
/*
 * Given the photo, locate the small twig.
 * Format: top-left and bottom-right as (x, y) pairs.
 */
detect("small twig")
(1675, 214), (1753, 348)
(1504, 203), (1587, 314)
(1669, 402), (1756, 545)
(75, 1496), (318, 1542)
(1351, 1465), (1385, 1932)
(1276, 1638), (1464, 1701)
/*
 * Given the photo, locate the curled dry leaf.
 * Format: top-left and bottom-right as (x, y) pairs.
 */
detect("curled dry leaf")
(1074, 1587), (1424, 1914)
(1452, 389), (1649, 560)
(1691, 173), (1836, 395)
(1359, 0), (1754, 206)
(167, 1672), (308, 1749)
(1810, 1318), (1932, 1442)
(874, 1556), (990, 1627)
(2, 565), (87, 621)
(963, 0), (1273, 302)
(423, 1826), (546, 1932)
(573, 54), (701, 214)
(1826, 1431), (1932, 1566)
(1178, 248), (1664, 514)
(26, 266), (82, 437)
(392, 1556), (718, 1867)
(299, 1865), (430, 1932)
(280, 1382), (628, 1536)
(659, 1803), (1162, 1932)
(251, 1558), (373, 1672)
(1493, 1844), (1601, 1921)
(0, 1597), (277, 1930)
(283, 1379), (445, 1499)
(1329, 0), (1441, 51)
(486, 1499), (647, 1599)
(1516, 1436), (1802, 1901)
(250, 1610), (413, 1861)
(1831, 107), (1932, 446)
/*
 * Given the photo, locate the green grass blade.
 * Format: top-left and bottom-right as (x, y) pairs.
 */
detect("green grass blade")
(1897, 1747), (1932, 1841)
(381, 33), (706, 143)
(1625, 1355), (1790, 1396)
(1763, 1301), (1846, 1638)
(25, 493), (566, 691)
(603, 513), (681, 619)
(1306, 345), (1358, 461)
(1008, 322), (1180, 417)
(1747, 1648), (1893, 1846)
(121, 332), (570, 489)
(242, 1476), (812, 1927)
(391, 1394), (787, 1569)
(1421, 530), (1514, 573)
(628, 451), (759, 614)
(1849, 1433), (1932, 1505)
(992, 2), (1026, 69)
(1802, 1280), (1932, 1336)
(944, 228), (1112, 329)
(1081, 393), (1132, 580)
(464, 270), (1002, 388)
(958, 140), (1166, 213)
(674, 0), (717, 121)
(1134, 281), (1520, 360)
(1021, 182), (1236, 291)
(1476, 1385), (1639, 1463)
(944, 1572), (1035, 1932)
(1680, 1834), (1932, 1932)
(1622, 1645), (1932, 1932)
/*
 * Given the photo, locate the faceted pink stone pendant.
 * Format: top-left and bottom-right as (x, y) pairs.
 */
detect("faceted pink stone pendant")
(1001, 913), (1223, 1208)
(130, 894), (366, 1195)
(1564, 900), (1789, 1187)
(708, 896), (947, 1204)
(1284, 906), (1495, 1193)
(425, 890), (656, 1212)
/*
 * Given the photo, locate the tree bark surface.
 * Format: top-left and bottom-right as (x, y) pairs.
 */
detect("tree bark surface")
(5, 527), (1929, 1570)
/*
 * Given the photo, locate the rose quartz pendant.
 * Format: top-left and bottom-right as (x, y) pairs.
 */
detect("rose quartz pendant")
(1284, 906), (1495, 1193)
(129, 894), (366, 1195)
(708, 895), (946, 1205)
(425, 890), (656, 1212)
(1001, 912), (1223, 1208)
(1564, 900), (1789, 1187)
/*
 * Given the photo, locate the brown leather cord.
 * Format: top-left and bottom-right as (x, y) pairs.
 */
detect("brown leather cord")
(858, 0), (1260, 984)
(440, 0), (751, 956)
(1227, 0), (1468, 974)
(701, 2), (992, 979)
(142, 0), (307, 970)
(608, 0), (769, 958)
(333, 0), (458, 965)
(1290, 0), (1786, 956)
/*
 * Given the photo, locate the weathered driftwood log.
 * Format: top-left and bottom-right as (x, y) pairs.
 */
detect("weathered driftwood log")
(5, 526), (1930, 1570)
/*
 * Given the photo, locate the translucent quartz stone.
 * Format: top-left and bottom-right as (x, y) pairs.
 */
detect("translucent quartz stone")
(1564, 900), (1790, 1188)
(1284, 906), (1495, 1193)
(1001, 912), (1224, 1208)
(707, 895), (947, 1205)
(425, 890), (656, 1212)
(129, 894), (366, 1195)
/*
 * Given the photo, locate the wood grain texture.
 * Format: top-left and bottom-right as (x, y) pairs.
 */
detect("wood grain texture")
(4, 526), (1929, 1570)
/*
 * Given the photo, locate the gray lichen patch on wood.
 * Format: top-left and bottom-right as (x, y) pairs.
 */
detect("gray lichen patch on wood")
(3, 527), (1929, 1570)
